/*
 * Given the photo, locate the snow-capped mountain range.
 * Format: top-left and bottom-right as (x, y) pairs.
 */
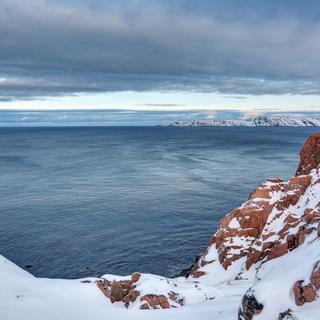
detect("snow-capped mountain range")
(164, 116), (320, 127)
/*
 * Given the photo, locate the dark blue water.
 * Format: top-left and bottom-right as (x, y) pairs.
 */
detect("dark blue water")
(0, 127), (318, 279)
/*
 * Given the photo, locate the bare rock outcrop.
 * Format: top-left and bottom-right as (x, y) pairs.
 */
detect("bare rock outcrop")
(190, 133), (320, 283)
(97, 273), (141, 308)
(186, 132), (320, 318)
(296, 132), (320, 176)
(292, 261), (320, 306)
(96, 272), (184, 309)
(238, 290), (263, 320)
(96, 271), (218, 309)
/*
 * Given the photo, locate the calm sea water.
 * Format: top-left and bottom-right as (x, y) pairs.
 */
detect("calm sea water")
(0, 127), (318, 279)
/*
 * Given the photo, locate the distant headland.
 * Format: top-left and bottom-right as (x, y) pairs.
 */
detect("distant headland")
(161, 116), (320, 127)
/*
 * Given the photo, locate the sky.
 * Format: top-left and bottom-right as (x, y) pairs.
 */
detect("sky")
(1, 0), (320, 123)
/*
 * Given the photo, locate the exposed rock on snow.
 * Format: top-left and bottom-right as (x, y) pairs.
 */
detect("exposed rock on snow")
(296, 132), (320, 175)
(189, 131), (320, 319)
(277, 309), (294, 320)
(238, 289), (263, 320)
(164, 116), (320, 127)
(96, 272), (222, 309)
(96, 272), (186, 309)
(1, 132), (320, 320)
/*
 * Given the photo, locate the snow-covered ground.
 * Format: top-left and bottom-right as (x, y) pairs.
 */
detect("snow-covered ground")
(253, 236), (320, 319)
(2, 248), (319, 320)
(0, 255), (249, 320)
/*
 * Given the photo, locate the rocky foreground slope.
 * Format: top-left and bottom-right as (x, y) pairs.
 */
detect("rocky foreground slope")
(1, 133), (320, 320)
(189, 132), (320, 319)
(165, 116), (320, 127)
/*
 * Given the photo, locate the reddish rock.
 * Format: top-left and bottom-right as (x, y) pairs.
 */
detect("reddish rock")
(131, 272), (141, 282)
(268, 177), (283, 183)
(287, 175), (312, 189)
(215, 230), (225, 248)
(293, 280), (317, 306)
(218, 246), (227, 263)
(293, 281), (305, 306)
(270, 184), (283, 192)
(96, 278), (140, 308)
(278, 194), (300, 210)
(267, 242), (288, 261)
(230, 245), (243, 250)
(298, 226), (312, 245)
(296, 132), (320, 176)
(140, 294), (170, 309)
(250, 187), (271, 200)
(124, 289), (140, 305)
(222, 258), (233, 269)
(303, 283), (317, 303)
(159, 296), (170, 309)
(285, 214), (299, 223)
(191, 270), (206, 278)
(140, 302), (149, 310)
(246, 249), (263, 269)
(109, 280), (133, 303)
(262, 241), (274, 251)
(311, 262), (320, 290)
(219, 211), (237, 228)
(238, 205), (272, 234)
(262, 232), (275, 241)
(238, 228), (259, 238)
(190, 133), (320, 281)
(278, 224), (290, 235)
(279, 231), (289, 240)
(304, 210), (320, 224)
(286, 234), (297, 251)
(97, 279), (111, 299)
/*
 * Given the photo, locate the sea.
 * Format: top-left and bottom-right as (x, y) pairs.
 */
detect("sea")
(0, 127), (318, 279)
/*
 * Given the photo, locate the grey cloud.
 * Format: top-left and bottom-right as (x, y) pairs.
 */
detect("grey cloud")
(1, 0), (320, 101)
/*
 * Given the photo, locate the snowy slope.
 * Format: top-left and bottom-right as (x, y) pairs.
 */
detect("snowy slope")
(0, 255), (248, 320)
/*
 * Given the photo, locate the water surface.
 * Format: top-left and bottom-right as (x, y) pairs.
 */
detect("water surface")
(0, 127), (317, 278)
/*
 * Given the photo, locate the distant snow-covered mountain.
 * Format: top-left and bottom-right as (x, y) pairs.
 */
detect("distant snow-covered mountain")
(164, 116), (320, 127)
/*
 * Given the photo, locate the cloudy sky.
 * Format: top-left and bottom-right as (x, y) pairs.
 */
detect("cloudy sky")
(1, 0), (320, 121)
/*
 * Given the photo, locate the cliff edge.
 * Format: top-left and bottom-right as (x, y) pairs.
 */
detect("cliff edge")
(189, 132), (320, 319)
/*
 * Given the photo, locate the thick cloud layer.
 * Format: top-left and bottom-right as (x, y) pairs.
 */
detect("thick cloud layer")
(1, 0), (320, 101)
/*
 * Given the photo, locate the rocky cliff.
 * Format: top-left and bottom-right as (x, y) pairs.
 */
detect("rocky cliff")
(189, 132), (320, 319)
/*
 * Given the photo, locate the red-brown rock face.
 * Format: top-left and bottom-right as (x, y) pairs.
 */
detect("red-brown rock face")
(191, 132), (320, 283)
(96, 272), (197, 309)
(292, 261), (320, 306)
(96, 274), (141, 308)
(296, 132), (320, 176)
